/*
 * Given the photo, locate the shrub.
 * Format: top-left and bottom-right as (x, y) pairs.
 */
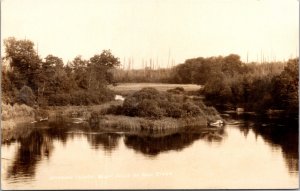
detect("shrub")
(37, 96), (49, 107)
(160, 101), (183, 118)
(132, 87), (161, 101)
(119, 87), (220, 120)
(48, 93), (71, 106)
(17, 86), (35, 106)
(1, 102), (35, 120)
(122, 96), (139, 116)
(46, 88), (115, 106)
(106, 105), (123, 115)
(137, 99), (165, 119)
(167, 87), (185, 94)
(182, 101), (201, 117)
(1, 102), (13, 120)
(121, 88), (166, 118)
(175, 87), (185, 92)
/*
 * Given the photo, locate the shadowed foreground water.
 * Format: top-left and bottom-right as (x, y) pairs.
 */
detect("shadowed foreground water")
(1, 113), (298, 189)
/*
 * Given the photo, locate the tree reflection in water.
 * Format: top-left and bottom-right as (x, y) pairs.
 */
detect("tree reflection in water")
(229, 112), (298, 175)
(3, 113), (298, 182)
(6, 122), (69, 180)
(87, 133), (121, 152)
(7, 129), (46, 179)
(124, 128), (225, 157)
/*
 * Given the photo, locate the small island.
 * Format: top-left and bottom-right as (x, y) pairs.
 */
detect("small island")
(1, 86), (224, 143)
(90, 87), (223, 131)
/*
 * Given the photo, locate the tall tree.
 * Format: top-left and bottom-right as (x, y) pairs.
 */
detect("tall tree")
(221, 54), (243, 77)
(38, 55), (69, 100)
(4, 37), (41, 92)
(89, 50), (120, 89)
(272, 58), (299, 113)
(70, 56), (88, 89)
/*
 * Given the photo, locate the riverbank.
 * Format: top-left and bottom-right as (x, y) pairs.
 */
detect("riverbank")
(1, 103), (35, 130)
(0, 101), (119, 141)
(1, 85), (225, 143)
(97, 115), (209, 131)
(1, 102), (222, 143)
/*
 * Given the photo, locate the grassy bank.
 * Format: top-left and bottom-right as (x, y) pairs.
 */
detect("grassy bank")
(1, 85), (223, 144)
(46, 100), (123, 120)
(0, 101), (123, 141)
(1, 103), (35, 130)
(97, 115), (209, 131)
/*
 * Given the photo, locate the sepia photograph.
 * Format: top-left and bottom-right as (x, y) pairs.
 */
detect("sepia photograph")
(1, 0), (299, 189)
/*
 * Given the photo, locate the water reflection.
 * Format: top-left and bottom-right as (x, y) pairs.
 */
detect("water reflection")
(2, 112), (298, 186)
(225, 112), (298, 175)
(5, 122), (70, 180)
(124, 129), (225, 157)
(3, 121), (225, 180)
(7, 129), (46, 180)
(5, 126), (57, 180)
(87, 133), (121, 152)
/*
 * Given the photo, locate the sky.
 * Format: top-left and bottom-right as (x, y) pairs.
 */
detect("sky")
(1, 0), (299, 69)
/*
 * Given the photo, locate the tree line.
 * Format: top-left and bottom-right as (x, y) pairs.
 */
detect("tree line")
(2, 37), (120, 106)
(113, 53), (298, 116)
(2, 37), (298, 116)
(169, 54), (298, 116)
(112, 67), (173, 83)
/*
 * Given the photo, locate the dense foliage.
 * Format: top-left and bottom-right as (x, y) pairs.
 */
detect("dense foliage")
(2, 37), (120, 106)
(203, 58), (298, 115)
(112, 68), (173, 83)
(2, 37), (298, 116)
(114, 54), (298, 116)
(108, 87), (220, 120)
(169, 54), (298, 115)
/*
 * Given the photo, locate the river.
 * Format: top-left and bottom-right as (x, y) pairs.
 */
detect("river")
(1, 112), (298, 189)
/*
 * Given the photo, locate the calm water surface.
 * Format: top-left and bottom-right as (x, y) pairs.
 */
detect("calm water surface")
(1, 113), (298, 189)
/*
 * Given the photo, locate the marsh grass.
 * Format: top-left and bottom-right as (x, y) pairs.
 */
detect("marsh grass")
(1, 103), (36, 133)
(1, 103), (35, 121)
(96, 115), (208, 131)
(47, 100), (123, 120)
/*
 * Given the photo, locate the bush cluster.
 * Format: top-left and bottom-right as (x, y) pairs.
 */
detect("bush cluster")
(1, 102), (35, 120)
(16, 86), (36, 106)
(167, 87), (185, 94)
(107, 87), (211, 119)
(2, 38), (120, 108)
(203, 58), (299, 115)
(46, 89), (114, 106)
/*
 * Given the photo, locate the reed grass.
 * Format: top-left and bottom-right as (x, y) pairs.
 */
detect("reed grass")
(1, 102), (35, 121)
(1, 103), (36, 133)
(97, 115), (208, 131)
(46, 100), (123, 120)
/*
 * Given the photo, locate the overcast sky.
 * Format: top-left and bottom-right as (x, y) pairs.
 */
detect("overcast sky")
(1, 0), (299, 68)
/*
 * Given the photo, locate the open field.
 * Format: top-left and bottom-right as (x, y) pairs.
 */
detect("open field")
(109, 83), (202, 95)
